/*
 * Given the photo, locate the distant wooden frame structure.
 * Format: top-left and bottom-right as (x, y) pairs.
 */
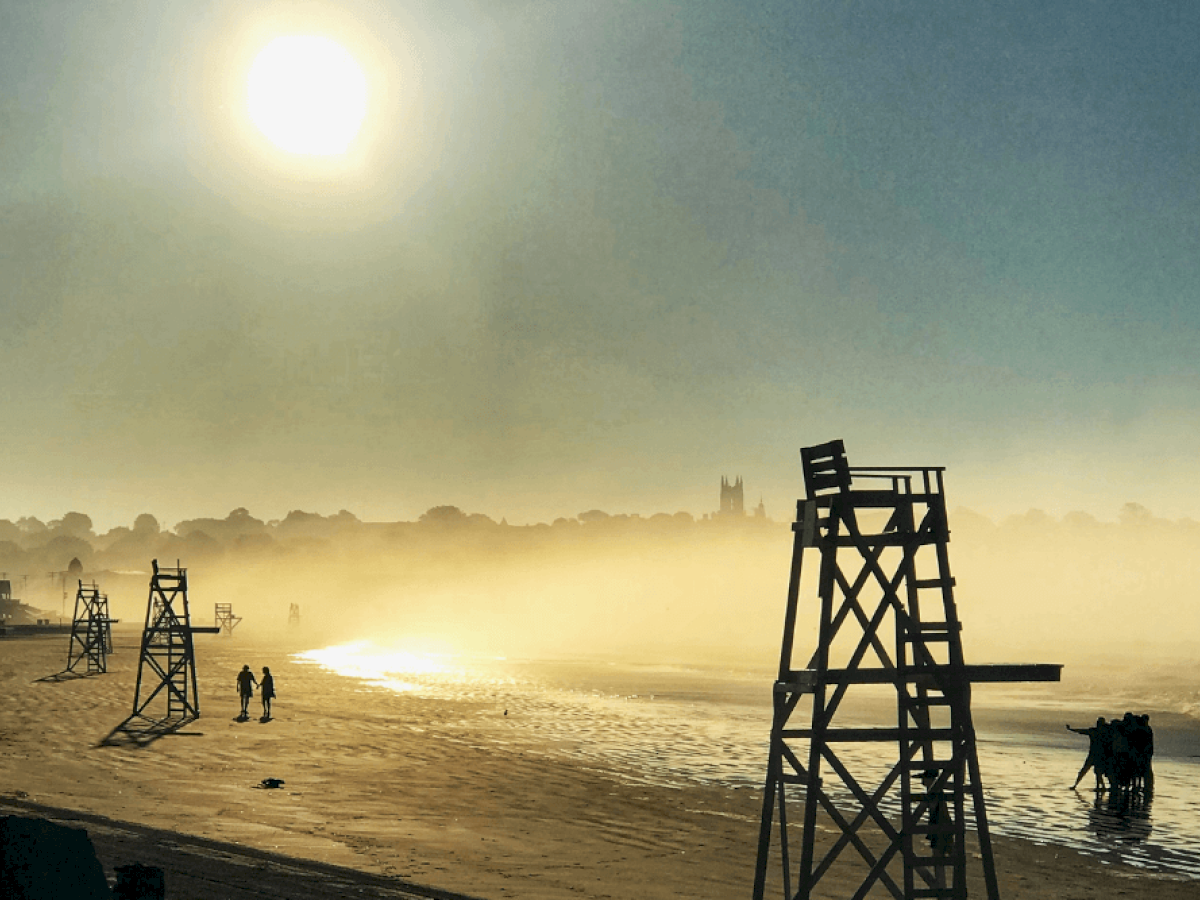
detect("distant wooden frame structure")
(753, 440), (1061, 900)
(130, 560), (220, 722)
(214, 603), (242, 635)
(65, 581), (117, 675)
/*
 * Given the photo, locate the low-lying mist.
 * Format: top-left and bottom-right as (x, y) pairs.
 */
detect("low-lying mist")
(176, 519), (794, 666)
(7, 503), (1199, 675)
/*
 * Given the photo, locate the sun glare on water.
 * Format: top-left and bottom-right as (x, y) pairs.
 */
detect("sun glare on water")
(248, 35), (367, 155)
(295, 642), (448, 693)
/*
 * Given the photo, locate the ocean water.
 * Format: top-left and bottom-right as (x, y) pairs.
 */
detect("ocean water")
(293, 643), (1200, 879)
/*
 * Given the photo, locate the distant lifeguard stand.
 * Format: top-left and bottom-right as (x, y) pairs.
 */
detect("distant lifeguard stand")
(130, 560), (220, 722)
(214, 603), (242, 635)
(65, 581), (117, 675)
(288, 603), (300, 627)
(753, 440), (1061, 900)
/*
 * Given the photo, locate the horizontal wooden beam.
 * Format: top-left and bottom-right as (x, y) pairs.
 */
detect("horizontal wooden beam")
(777, 664), (1062, 691)
(780, 727), (956, 742)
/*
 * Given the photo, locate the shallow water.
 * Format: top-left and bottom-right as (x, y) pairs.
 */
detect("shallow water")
(294, 644), (1200, 879)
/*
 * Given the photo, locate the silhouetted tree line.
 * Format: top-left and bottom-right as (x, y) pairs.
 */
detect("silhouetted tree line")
(5, 500), (1197, 632)
(0, 504), (776, 584)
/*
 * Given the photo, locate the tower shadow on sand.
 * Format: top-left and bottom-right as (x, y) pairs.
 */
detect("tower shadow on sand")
(98, 714), (204, 749)
(33, 670), (92, 683)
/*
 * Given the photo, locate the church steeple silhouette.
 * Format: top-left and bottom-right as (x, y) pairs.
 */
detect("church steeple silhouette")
(720, 476), (744, 515)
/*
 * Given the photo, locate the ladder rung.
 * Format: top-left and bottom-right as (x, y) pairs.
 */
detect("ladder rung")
(913, 578), (956, 589)
(908, 793), (961, 803)
(919, 784), (975, 795)
(902, 695), (953, 706)
(905, 760), (955, 770)
(906, 823), (958, 836)
(908, 855), (955, 867)
(913, 784), (976, 795)
(914, 622), (962, 632)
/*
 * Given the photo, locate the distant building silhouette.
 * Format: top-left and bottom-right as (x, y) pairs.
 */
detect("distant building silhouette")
(719, 476), (745, 517)
(755, 495), (767, 519)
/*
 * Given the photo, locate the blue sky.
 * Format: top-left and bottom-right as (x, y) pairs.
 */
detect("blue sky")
(2, 1), (1198, 527)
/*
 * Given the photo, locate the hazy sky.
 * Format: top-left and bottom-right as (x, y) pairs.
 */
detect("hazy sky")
(3, 1), (1198, 529)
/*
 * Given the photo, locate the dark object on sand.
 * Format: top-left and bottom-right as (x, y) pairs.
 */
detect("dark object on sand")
(0, 815), (111, 900)
(114, 862), (166, 899)
(260, 778), (286, 789)
(754, 439), (1062, 900)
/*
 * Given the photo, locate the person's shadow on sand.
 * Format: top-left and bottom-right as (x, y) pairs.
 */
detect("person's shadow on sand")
(234, 712), (250, 723)
(259, 715), (272, 723)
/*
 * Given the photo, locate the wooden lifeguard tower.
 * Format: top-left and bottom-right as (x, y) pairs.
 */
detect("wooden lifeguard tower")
(214, 603), (242, 635)
(753, 440), (1061, 900)
(130, 560), (220, 722)
(65, 581), (117, 675)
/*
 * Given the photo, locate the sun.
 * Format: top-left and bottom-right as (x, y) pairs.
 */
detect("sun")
(248, 35), (368, 156)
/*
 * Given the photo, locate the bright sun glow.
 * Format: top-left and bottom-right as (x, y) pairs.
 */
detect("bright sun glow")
(248, 35), (367, 156)
(295, 642), (449, 693)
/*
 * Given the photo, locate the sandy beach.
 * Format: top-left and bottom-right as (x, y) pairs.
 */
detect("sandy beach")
(2, 631), (1196, 899)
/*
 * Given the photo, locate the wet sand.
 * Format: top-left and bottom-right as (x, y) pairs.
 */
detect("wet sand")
(1, 631), (1196, 899)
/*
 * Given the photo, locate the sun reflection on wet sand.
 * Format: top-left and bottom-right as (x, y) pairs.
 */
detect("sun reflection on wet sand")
(292, 641), (1200, 880)
(294, 641), (453, 693)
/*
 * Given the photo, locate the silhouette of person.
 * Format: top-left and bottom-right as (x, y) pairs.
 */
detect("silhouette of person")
(1068, 717), (1111, 790)
(921, 770), (952, 854)
(236, 664), (258, 718)
(1130, 714), (1154, 792)
(260, 666), (275, 720)
(1111, 712), (1138, 791)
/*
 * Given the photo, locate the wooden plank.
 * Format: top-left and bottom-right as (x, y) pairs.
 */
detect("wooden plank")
(827, 533), (940, 547)
(840, 490), (902, 507)
(781, 728), (956, 742)
(913, 578), (955, 589)
(963, 663), (1062, 683)
(779, 663), (1062, 689)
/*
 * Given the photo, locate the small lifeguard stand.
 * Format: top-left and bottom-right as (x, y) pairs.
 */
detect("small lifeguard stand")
(753, 440), (1060, 900)
(65, 581), (117, 675)
(131, 560), (220, 722)
(214, 603), (242, 635)
(288, 603), (300, 627)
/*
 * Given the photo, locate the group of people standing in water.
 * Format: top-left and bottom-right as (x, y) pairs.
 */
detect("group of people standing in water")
(1067, 712), (1154, 793)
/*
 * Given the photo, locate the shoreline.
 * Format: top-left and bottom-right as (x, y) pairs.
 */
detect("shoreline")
(3, 633), (1197, 899)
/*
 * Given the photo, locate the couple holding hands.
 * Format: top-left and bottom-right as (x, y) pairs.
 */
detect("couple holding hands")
(236, 664), (276, 720)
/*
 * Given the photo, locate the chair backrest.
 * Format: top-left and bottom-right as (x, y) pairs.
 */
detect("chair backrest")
(800, 440), (852, 501)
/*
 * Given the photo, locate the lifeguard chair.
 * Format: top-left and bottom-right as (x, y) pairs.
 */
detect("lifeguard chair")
(753, 440), (1061, 900)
